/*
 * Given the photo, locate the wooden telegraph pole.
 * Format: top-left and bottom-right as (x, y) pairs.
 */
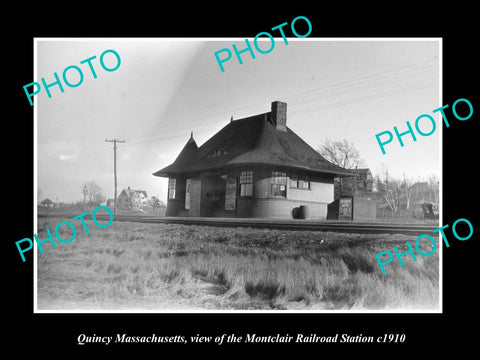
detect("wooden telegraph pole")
(105, 139), (126, 216)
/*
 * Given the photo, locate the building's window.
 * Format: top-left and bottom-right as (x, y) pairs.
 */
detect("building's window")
(239, 171), (253, 197)
(270, 171), (287, 197)
(289, 175), (298, 188)
(168, 178), (176, 199)
(298, 176), (310, 189)
(208, 149), (227, 157)
(185, 179), (191, 210)
(289, 174), (310, 190)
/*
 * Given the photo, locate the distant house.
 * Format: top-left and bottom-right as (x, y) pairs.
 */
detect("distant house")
(39, 198), (55, 208)
(106, 198), (115, 209)
(153, 101), (354, 219)
(334, 168), (373, 198)
(117, 187), (148, 210)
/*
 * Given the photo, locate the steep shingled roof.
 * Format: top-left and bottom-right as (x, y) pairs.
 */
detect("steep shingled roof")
(153, 105), (355, 178)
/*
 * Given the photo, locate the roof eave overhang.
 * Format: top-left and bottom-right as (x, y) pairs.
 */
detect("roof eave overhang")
(153, 162), (356, 178)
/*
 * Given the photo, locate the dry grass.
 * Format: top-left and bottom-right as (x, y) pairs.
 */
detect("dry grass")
(36, 217), (439, 311)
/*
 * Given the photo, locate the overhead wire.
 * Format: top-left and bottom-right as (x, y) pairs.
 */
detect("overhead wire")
(147, 59), (439, 136)
(38, 58), (440, 168)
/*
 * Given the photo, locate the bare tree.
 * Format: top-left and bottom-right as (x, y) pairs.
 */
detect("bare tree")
(384, 186), (401, 212)
(319, 138), (367, 197)
(149, 196), (161, 212)
(402, 173), (413, 210)
(376, 169), (401, 212)
(82, 181), (104, 207)
(317, 138), (365, 169)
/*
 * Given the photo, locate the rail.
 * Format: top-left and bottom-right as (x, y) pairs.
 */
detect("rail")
(74, 214), (439, 236)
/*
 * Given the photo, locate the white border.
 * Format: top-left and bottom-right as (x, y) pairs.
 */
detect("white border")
(33, 37), (443, 314)
(33, 38), (39, 312)
(438, 38), (443, 314)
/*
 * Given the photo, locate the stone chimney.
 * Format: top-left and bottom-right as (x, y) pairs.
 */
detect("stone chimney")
(271, 101), (287, 131)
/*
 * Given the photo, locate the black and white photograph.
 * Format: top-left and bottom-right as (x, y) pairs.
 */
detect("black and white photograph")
(6, 6), (479, 355)
(34, 38), (441, 312)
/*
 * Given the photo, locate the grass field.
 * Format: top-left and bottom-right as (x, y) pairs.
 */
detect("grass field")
(36, 216), (440, 311)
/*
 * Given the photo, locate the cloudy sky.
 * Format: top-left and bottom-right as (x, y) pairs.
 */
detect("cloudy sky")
(35, 38), (440, 203)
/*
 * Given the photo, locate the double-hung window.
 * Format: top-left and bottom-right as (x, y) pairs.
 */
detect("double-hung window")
(270, 171), (287, 197)
(239, 171), (253, 197)
(168, 178), (176, 199)
(290, 174), (310, 190)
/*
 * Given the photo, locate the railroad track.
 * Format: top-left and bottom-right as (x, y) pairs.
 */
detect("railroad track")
(80, 214), (438, 236)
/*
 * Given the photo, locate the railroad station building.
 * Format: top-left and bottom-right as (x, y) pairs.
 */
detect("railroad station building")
(153, 101), (355, 219)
